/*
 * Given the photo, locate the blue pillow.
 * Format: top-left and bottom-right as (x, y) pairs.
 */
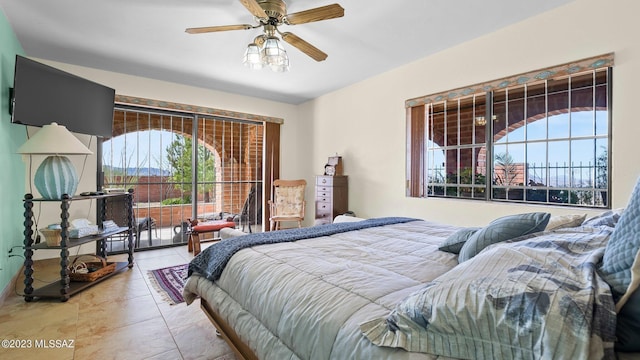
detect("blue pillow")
(438, 227), (480, 254)
(458, 212), (550, 262)
(600, 176), (640, 296)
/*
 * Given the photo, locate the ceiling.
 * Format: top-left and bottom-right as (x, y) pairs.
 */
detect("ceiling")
(0, 0), (573, 105)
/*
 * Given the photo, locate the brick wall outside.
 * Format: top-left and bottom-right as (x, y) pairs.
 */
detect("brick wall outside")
(135, 203), (216, 228)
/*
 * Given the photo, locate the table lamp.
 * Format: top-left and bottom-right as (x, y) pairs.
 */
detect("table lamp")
(17, 122), (93, 199)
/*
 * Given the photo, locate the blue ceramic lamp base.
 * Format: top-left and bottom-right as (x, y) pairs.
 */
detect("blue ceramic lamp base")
(34, 155), (80, 200)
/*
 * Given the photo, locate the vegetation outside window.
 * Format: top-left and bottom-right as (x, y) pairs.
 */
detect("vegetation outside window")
(406, 55), (612, 208)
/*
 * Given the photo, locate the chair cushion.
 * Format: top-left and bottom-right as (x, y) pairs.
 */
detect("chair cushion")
(274, 185), (305, 216)
(192, 221), (236, 232)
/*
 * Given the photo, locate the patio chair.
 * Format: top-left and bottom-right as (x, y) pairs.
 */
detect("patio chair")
(268, 179), (306, 231)
(103, 196), (158, 250)
(238, 185), (262, 233)
(135, 216), (158, 247)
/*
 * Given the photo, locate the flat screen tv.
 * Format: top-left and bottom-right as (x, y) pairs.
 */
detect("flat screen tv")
(10, 55), (115, 138)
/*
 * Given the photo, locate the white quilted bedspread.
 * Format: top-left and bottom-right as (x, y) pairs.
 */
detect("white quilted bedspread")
(184, 220), (461, 360)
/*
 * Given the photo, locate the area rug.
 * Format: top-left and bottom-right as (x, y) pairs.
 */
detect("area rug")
(148, 263), (188, 305)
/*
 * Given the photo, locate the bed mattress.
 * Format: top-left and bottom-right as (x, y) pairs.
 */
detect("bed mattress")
(184, 219), (459, 359)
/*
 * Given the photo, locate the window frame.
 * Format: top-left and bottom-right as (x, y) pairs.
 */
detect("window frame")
(406, 56), (613, 209)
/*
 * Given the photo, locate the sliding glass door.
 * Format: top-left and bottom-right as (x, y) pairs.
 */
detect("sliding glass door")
(101, 106), (264, 252)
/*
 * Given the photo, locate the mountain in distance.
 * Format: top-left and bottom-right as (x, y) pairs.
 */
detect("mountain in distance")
(103, 165), (170, 176)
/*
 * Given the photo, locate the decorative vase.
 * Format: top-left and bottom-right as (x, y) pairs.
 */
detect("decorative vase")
(34, 155), (79, 199)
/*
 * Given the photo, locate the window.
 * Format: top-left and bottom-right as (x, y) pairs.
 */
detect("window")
(407, 55), (612, 208)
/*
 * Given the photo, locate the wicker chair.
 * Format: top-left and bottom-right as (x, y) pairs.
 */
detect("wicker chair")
(268, 179), (306, 231)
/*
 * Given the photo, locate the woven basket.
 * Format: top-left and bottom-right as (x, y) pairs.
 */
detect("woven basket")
(40, 228), (62, 246)
(68, 255), (116, 282)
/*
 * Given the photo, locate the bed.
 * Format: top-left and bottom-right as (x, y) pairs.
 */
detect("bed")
(184, 209), (640, 360)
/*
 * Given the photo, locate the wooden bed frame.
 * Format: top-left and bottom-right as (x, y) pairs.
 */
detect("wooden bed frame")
(200, 298), (258, 360)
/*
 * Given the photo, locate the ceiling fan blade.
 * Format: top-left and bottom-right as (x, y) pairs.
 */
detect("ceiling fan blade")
(281, 32), (328, 62)
(185, 24), (253, 34)
(285, 4), (344, 25)
(238, 0), (268, 19)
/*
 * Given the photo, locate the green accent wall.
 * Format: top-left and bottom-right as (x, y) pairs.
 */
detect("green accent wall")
(0, 9), (26, 297)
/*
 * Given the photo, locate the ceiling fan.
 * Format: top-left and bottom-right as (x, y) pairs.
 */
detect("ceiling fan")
(186, 0), (344, 70)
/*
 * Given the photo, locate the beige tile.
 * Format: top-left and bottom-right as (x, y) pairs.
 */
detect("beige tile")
(0, 301), (79, 338)
(0, 245), (237, 360)
(70, 274), (152, 308)
(170, 317), (235, 360)
(0, 301), (78, 360)
(76, 294), (161, 335)
(156, 301), (208, 330)
(144, 348), (184, 360)
(74, 317), (177, 359)
(135, 254), (189, 272)
(0, 345), (75, 360)
(132, 247), (182, 260)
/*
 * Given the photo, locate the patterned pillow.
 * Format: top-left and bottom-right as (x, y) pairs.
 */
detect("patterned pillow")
(458, 212), (550, 262)
(600, 176), (640, 295)
(438, 227), (480, 254)
(546, 214), (586, 231)
(582, 208), (624, 228)
(360, 229), (615, 359)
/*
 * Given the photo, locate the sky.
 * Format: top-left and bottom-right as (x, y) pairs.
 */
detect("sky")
(103, 130), (180, 171)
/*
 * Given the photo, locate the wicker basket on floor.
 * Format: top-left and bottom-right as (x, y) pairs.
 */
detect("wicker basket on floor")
(68, 254), (116, 282)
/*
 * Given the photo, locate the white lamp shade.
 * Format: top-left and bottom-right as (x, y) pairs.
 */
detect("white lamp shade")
(17, 122), (93, 155)
(17, 122), (92, 199)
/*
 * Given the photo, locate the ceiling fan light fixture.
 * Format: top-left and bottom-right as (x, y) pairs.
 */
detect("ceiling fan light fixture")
(242, 42), (263, 69)
(187, 0), (345, 73)
(260, 36), (289, 71)
(270, 55), (290, 72)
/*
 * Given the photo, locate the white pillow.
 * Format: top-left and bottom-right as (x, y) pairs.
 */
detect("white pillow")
(333, 215), (366, 223)
(219, 227), (246, 240)
(546, 214), (586, 231)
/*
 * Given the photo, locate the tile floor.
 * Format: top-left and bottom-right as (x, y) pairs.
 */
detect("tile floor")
(0, 244), (236, 360)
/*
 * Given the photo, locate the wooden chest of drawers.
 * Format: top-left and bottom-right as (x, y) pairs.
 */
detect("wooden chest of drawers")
(315, 175), (348, 225)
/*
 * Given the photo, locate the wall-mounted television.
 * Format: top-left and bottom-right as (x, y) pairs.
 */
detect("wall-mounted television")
(10, 55), (115, 138)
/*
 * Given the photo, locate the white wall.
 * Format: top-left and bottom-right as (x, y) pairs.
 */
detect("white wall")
(300, 0), (640, 226)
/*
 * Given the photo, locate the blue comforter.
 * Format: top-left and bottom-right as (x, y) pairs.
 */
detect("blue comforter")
(188, 217), (418, 281)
